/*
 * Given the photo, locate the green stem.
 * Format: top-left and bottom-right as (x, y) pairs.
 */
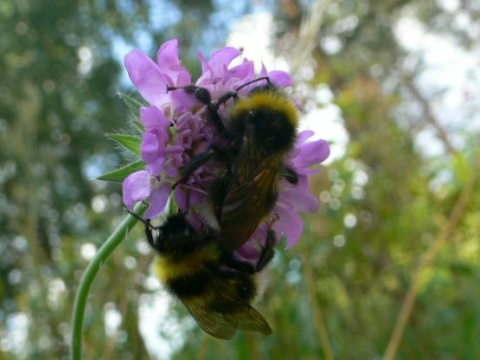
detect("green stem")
(70, 202), (147, 360)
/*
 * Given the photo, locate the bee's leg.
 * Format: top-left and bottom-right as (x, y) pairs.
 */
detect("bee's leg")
(127, 209), (147, 224)
(127, 210), (158, 248)
(143, 219), (157, 249)
(172, 148), (217, 189)
(206, 106), (233, 138)
(167, 84), (231, 138)
(215, 90), (237, 107)
(222, 253), (257, 274)
(222, 220), (277, 274)
(254, 213), (279, 271)
(255, 227), (276, 272)
(166, 85), (212, 105)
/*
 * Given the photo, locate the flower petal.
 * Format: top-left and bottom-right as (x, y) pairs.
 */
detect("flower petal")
(268, 70), (293, 87)
(281, 176), (319, 213)
(124, 49), (169, 108)
(156, 39), (191, 86)
(207, 47), (242, 73)
(296, 130), (315, 145)
(225, 60), (255, 85)
(197, 47), (242, 83)
(274, 206), (303, 248)
(141, 106), (170, 132)
(122, 170), (151, 210)
(236, 243), (260, 260)
(294, 139), (330, 168)
(144, 181), (171, 218)
(141, 132), (166, 171)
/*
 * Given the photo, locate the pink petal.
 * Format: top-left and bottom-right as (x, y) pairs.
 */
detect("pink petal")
(274, 206), (303, 248)
(296, 130), (315, 145)
(144, 181), (170, 218)
(156, 39), (191, 86)
(156, 39), (181, 67)
(141, 133), (166, 177)
(281, 176), (319, 213)
(122, 170), (151, 210)
(206, 47), (242, 74)
(268, 70), (293, 87)
(225, 60), (255, 84)
(141, 106), (170, 131)
(294, 140), (330, 168)
(124, 49), (169, 108)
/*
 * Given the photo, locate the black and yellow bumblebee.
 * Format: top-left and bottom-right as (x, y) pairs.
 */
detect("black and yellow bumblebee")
(139, 210), (276, 339)
(169, 77), (300, 252)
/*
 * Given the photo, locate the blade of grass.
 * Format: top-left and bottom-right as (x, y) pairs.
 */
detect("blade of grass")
(300, 240), (335, 360)
(384, 158), (478, 360)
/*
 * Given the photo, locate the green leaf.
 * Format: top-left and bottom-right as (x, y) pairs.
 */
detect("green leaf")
(118, 92), (145, 115)
(97, 160), (145, 183)
(118, 92), (145, 132)
(108, 133), (142, 156)
(130, 119), (145, 132)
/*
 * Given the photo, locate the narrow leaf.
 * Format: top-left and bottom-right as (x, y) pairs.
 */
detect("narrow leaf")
(118, 92), (145, 132)
(108, 133), (142, 156)
(97, 160), (145, 183)
(118, 92), (144, 115)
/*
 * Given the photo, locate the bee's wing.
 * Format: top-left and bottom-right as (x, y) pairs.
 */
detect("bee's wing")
(235, 121), (267, 182)
(212, 272), (272, 335)
(224, 305), (272, 335)
(181, 273), (272, 339)
(218, 163), (278, 252)
(184, 304), (237, 340)
(183, 297), (272, 339)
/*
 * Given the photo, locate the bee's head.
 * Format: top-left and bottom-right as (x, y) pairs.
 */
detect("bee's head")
(146, 213), (200, 255)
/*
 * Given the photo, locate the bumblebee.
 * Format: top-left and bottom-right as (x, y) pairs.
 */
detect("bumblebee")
(169, 78), (299, 252)
(140, 211), (275, 339)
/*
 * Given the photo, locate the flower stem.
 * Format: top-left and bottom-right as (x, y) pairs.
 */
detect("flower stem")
(70, 202), (147, 360)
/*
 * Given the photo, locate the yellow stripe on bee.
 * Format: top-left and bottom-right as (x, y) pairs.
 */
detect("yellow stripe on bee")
(230, 91), (299, 127)
(153, 244), (219, 282)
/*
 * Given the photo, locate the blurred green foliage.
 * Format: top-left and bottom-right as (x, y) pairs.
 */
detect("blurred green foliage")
(1, 0), (479, 359)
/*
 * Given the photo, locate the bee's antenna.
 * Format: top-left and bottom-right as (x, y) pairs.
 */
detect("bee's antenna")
(127, 210), (146, 223)
(177, 188), (191, 216)
(235, 77), (271, 92)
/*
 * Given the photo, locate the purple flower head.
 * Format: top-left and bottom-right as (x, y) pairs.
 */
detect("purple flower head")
(122, 39), (330, 255)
